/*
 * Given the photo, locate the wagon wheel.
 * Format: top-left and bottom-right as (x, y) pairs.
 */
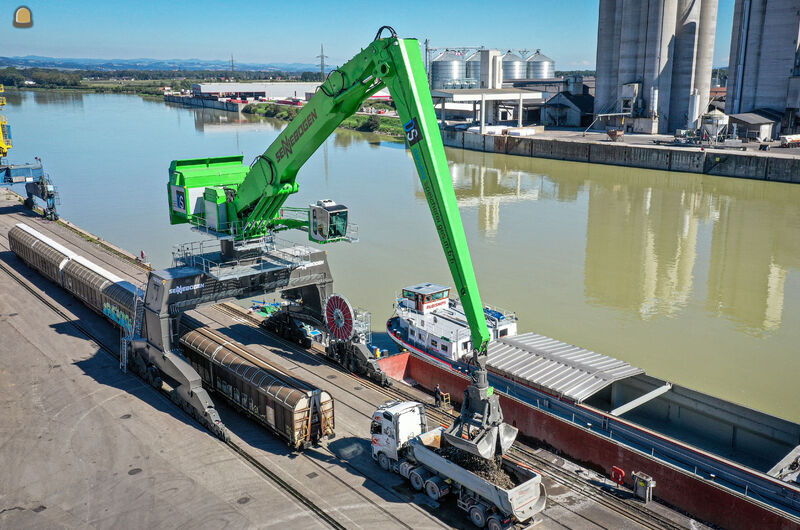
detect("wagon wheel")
(325, 294), (355, 341)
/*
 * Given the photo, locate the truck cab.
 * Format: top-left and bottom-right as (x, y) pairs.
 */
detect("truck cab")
(371, 401), (427, 467)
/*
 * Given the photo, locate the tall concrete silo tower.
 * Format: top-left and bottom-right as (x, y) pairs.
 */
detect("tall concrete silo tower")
(594, 0), (718, 134)
(726, 0), (800, 133)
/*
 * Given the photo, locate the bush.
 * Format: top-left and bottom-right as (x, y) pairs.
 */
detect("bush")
(363, 115), (381, 132)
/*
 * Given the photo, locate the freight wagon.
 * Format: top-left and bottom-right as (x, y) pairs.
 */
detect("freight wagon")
(8, 223), (139, 332)
(180, 327), (335, 448)
(8, 222), (335, 448)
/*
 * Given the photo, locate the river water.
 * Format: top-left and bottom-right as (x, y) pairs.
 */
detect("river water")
(5, 90), (800, 421)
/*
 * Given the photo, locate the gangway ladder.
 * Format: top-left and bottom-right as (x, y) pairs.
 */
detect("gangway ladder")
(120, 284), (146, 373)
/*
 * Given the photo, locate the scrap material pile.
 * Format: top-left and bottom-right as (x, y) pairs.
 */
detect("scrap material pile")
(437, 444), (515, 489)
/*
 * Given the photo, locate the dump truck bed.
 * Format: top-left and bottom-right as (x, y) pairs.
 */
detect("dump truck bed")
(409, 427), (545, 522)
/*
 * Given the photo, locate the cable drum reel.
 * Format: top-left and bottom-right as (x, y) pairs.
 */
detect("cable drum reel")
(325, 294), (356, 341)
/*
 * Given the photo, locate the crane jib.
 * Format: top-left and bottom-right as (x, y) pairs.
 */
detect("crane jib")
(276, 109), (319, 163)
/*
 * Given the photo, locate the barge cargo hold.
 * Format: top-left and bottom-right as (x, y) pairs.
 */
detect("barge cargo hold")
(384, 290), (800, 528)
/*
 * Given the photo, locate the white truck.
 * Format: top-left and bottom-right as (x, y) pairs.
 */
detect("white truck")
(780, 134), (800, 147)
(371, 401), (546, 529)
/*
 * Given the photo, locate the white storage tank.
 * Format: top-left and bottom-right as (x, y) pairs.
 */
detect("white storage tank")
(526, 50), (555, 79)
(431, 51), (466, 90)
(501, 51), (526, 81)
(465, 52), (481, 80)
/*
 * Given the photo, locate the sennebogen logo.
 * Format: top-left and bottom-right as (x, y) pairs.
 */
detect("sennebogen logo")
(169, 283), (205, 295)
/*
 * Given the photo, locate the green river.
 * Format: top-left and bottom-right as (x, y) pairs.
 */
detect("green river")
(5, 90), (799, 421)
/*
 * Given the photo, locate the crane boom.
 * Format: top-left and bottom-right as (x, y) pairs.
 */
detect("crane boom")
(168, 27), (516, 457)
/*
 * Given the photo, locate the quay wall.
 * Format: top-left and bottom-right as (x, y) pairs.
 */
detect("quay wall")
(164, 95), (244, 112)
(441, 131), (800, 184)
(379, 352), (799, 529)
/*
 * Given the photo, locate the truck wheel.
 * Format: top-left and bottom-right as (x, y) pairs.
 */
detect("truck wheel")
(486, 515), (503, 530)
(469, 505), (487, 528)
(378, 452), (390, 471)
(425, 479), (441, 500)
(409, 469), (426, 491)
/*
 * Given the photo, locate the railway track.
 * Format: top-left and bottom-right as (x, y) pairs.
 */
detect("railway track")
(0, 209), (690, 528)
(210, 303), (693, 530)
(0, 248), (350, 530)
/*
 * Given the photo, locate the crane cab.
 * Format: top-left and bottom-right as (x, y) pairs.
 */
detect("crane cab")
(309, 200), (351, 243)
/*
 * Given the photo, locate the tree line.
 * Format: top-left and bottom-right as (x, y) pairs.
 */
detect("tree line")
(0, 67), (82, 87)
(0, 66), (325, 89)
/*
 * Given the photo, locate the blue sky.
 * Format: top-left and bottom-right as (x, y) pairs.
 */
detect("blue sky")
(6, 0), (734, 69)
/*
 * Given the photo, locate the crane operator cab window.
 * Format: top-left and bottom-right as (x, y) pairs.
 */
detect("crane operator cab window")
(309, 199), (349, 243)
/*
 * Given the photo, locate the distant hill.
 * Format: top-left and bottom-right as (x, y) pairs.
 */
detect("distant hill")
(0, 55), (322, 73)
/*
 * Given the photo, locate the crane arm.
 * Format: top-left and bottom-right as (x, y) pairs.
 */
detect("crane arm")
(169, 27), (515, 457)
(169, 27), (491, 357)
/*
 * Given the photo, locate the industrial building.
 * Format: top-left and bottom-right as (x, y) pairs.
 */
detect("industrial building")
(430, 49), (547, 129)
(428, 47), (588, 127)
(594, 0), (718, 134)
(543, 92), (595, 127)
(726, 0), (800, 136)
(428, 47), (558, 90)
(191, 82), (319, 100)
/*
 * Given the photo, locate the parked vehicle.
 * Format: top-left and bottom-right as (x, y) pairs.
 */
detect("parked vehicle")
(371, 401), (546, 528)
(779, 134), (800, 147)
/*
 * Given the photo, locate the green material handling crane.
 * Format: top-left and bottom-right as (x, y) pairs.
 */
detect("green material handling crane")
(168, 27), (517, 458)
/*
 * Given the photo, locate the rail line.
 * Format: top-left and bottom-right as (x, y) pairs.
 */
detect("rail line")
(188, 310), (447, 529)
(0, 211), (692, 529)
(0, 246), (349, 530)
(0, 215), (443, 529)
(209, 303), (693, 529)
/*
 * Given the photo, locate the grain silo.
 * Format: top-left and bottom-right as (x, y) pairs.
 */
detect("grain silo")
(501, 51), (526, 81)
(431, 51), (466, 89)
(466, 52), (481, 81)
(526, 50), (555, 79)
(594, 0), (719, 133)
(727, 0), (800, 131)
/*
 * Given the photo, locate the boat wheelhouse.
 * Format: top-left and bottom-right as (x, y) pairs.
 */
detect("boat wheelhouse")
(389, 282), (517, 362)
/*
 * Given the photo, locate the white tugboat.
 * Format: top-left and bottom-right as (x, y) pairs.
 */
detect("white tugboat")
(387, 282), (518, 364)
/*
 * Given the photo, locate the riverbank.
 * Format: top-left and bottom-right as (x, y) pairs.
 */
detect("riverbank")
(442, 129), (800, 183)
(242, 101), (404, 136)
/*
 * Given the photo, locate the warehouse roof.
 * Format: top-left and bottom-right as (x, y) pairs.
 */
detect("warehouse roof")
(729, 108), (782, 125)
(546, 91), (594, 114)
(431, 88), (544, 102)
(487, 332), (644, 402)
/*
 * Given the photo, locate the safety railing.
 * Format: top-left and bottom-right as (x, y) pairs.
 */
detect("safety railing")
(172, 235), (311, 278)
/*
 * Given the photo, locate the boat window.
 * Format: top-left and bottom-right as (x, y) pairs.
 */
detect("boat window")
(441, 344), (448, 352)
(409, 329), (415, 337)
(370, 421), (382, 435)
(403, 290), (415, 300)
(431, 339), (438, 347)
(431, 290), (447, 301)
(425, 295), (432, 302)
(499, 329), (508, 337)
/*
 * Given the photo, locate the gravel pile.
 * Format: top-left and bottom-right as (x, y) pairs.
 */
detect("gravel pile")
(437, 445), (515, 489)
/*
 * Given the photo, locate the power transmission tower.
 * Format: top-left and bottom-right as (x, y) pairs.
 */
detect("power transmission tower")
(230, 54), (235, 80)
(317, 44), (328, 81)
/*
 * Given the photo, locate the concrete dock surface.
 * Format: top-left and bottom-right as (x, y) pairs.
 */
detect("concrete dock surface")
(0, 191), (705, 529)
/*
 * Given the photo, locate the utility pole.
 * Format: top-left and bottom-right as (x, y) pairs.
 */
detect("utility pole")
(317, 44), (328, 81)
(230, 54), (235, 80)
(424, 39), (430, 82)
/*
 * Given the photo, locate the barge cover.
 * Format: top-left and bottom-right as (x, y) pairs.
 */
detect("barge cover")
(487, 333), (644, 402)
